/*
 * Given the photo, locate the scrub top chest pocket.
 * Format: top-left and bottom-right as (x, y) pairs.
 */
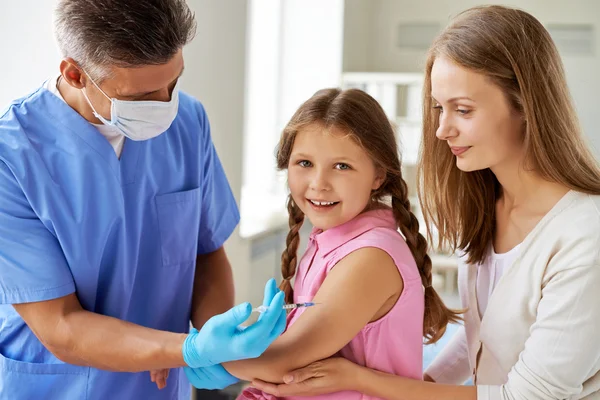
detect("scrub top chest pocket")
(155, 188), (201, 268)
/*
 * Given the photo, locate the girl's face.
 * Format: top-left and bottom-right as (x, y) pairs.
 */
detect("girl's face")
(287, 123), (384, 231)
(430, 56), (525, 173)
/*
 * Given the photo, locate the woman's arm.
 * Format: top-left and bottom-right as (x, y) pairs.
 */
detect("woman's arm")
(223, 247), (404, 383)
(476, 263), (600, 400)
(251, 357), (476, 400)
(423, 324), (471, 383)
(357, 365), (476, 400)
(423, 253), (470, 383)
(255, 263), (600, 400)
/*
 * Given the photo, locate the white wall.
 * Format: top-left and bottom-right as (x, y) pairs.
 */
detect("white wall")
(0, 0), (61, 108)
(278, 0), (345, 126)
(343, 0), (600, 156)
(184, 0), (254, 303)
(342, 0), (374, 72)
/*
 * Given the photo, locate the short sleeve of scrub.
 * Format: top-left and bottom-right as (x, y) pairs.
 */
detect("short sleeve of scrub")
(0, 161), (75, 304)
(195, 104), (240, 254)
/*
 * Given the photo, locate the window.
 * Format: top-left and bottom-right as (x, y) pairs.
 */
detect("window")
(240, 0), (345, 238)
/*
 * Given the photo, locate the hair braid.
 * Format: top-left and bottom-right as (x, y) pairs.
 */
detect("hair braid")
(387, 178), (463, 344)
(279, 196), (305, 304)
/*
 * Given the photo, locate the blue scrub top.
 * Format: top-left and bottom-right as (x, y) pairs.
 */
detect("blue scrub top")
(0, 86), (240, 399)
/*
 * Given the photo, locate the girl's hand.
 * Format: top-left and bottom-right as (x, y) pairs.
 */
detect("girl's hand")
(150, 369), (169, 390)
(251, 358), (359, 397)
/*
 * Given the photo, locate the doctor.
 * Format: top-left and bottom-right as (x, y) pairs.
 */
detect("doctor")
(0, 0), (286, 399)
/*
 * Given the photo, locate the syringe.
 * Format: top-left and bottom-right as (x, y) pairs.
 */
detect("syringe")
(252, 302), (317, 313)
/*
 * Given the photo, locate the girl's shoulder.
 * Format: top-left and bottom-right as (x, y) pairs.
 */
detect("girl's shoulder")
(335, 225), (410, 257)
(327, 225), (420, 280)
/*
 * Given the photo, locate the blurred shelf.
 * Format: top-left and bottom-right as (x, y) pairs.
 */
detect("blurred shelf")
(430, 252), (458, 294)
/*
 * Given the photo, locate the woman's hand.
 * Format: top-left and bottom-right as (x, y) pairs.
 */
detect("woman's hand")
(251, 357), (360, 397)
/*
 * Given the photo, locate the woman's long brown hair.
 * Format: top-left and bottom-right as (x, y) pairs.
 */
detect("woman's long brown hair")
(277, 88), (461, 344)
(419, 5), (600, 264)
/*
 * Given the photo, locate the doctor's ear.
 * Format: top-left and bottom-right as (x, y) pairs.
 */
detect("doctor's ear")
(60, 58), (85, 89)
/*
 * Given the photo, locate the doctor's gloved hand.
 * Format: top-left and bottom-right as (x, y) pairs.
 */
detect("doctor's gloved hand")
(184, 364), (239, 390)
(182, 278), (286, 368)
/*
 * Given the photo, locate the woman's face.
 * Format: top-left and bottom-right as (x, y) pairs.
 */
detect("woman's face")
(430, 56), (525, 173)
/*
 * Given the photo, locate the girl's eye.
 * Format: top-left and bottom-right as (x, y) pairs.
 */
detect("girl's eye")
(433, 105), (443, 114)
(335, 163), (351, 170)
(298, 160), (312, 167)
(457, 109), (471, 115)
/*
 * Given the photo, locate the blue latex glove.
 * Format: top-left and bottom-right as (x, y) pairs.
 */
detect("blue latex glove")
(182, 278), (287, 368)
(183, 364), (239, 390)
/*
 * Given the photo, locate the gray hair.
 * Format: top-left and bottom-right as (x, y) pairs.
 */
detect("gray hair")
(54, 0), (197, 82)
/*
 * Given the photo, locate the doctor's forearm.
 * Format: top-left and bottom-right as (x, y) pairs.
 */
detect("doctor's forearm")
(53, 309), (188, 372)
(191, 247), (235, 329)
(14, 294), (188, 372)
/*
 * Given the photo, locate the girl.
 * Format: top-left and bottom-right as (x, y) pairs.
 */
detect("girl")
(223, 88), (461, 399)
(252, 5), (600, 400)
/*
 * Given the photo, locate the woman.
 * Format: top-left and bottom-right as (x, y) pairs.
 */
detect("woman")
(251, 5), (600, 400)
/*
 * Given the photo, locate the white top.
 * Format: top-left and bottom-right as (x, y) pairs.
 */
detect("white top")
(44, 75), (125, 158)
(425, 244), (521, 384)
(476, 244), (521, 318)
(425, 190), (600, 399)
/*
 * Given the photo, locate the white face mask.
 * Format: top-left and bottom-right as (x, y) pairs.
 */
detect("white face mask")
(81, 74), (180, 141)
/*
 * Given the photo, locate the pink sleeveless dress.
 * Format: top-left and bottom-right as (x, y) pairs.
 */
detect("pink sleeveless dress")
(239, 209), (425, 399)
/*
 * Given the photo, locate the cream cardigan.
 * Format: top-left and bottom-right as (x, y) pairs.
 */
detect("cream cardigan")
(425, 190), (600, 399)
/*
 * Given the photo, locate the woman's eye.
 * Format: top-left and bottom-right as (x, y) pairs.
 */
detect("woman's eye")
(298, 160), (312, 167)
(457, 109), (471, 115)
(335, 163), (351, 170)
(433, 105), (443, 114)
